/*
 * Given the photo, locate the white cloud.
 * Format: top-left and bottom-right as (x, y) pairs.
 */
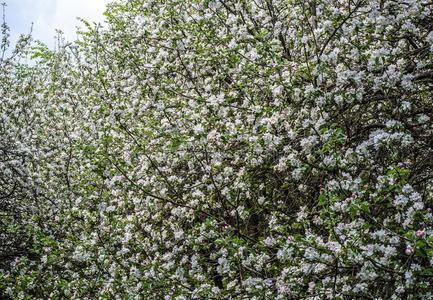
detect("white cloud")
(9, 0), (109, 47)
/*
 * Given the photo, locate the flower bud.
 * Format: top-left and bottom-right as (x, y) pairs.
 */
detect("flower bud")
(416, 229), (425, 238)
(405, 246), (414, 256)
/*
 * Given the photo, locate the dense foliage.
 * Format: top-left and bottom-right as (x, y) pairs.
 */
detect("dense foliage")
(1, 0), (433, 298)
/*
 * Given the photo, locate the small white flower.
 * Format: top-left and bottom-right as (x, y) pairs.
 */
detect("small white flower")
(193, 124), (204, 134)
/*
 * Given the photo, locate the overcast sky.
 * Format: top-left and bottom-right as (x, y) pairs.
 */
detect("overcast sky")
(5, 0), (109, 48)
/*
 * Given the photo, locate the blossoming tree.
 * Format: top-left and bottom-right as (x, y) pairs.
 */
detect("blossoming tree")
(1, 0), (433, 298)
